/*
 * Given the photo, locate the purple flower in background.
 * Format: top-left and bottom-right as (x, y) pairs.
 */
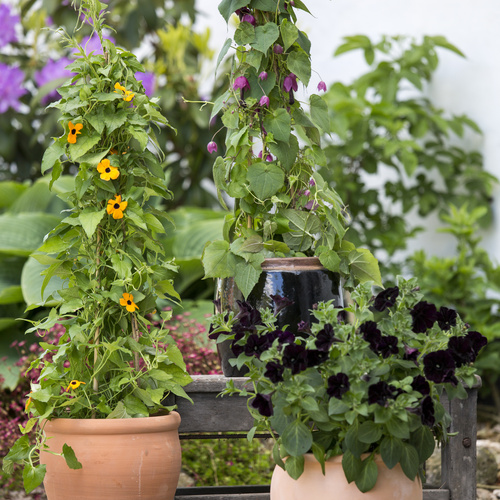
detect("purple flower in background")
(317, 81), (327, 92)
(283, 73), (298, 93)
(0, 4), (19, 48)
(34, 58), (73, 104)
(259, 95), (270, 107)
(135, 71), (156, 97)
(0, 64), (27, 113)
(80, 32), (116, 56)
(270, 294), (293, 315)
(466, 330), (487, 357)
(233, 76), (250, 91)
(258, 71), (268, 81)
(207, 141), (218, 154)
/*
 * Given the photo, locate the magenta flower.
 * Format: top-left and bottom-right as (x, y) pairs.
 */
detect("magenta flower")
(0, 4), (19, 48)
(35, 58), (74, 104)
(135, 71), (156, 97)
(258, 71), (268, 81)
(0, 64), (27, 113)
(241, 13), (256, 25)
(207, 141), (218, 154)
(317, 81), (327, 92)
(259, 95), (270, 107)
(283, 73), (298, 93)
(273, 44), (284, 54)
(233, 76), (250, 91)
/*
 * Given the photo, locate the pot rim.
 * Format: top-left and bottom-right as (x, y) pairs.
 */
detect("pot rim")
(43, 411), (181, 435)
(261, 257), (324, 271)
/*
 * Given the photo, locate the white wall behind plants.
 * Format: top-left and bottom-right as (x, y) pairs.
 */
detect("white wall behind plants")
(195, 0), (500, 261)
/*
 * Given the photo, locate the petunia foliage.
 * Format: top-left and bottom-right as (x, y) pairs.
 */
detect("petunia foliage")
(201, 0), (381, 298)
(210, 276), (486, 493)
(3, 0), (191, 493)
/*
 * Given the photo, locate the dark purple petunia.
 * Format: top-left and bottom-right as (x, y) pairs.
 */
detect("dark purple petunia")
(420, 396), (436, 427)
(270, 294), (294, 315)
(403, 344), (420, 363)
(436, 306), (457, 331)
(231, 340), (244, 356)
(306, 349), (329, 367)
(234, 300), (263, 332)
(373, 286), (399, 312)
(244, 334), (268, 359)
(263, 330), (279, 348)
(251, 393), (273, 417)
(359, 321), (382, 351)
(410, 301), (438, 333)
(315, 324), (338, 352)
(368, 381), (398, 406)
(377, 335), (399, 358)
(277, 329), (295, 345)
(297, 321), (311, 334)
(411, 375), (430, 396)
(327, 373), (350, 399)
(447, 336), (474, 367)
(282, 343), (308, 375)
(423, 350), (458, 385)
(467, 331), (487, 356)
(264, 361), (284, 383)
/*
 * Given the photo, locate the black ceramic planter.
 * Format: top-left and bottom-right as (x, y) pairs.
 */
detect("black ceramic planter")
(214, 257), (344, 377)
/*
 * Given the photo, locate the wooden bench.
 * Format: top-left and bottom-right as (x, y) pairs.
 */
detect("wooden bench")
(174, 375), (480, 500)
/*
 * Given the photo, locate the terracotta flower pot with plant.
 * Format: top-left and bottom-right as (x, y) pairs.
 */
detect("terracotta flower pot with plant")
(2, 1), (191, 498)
(210, 276), (486, 496)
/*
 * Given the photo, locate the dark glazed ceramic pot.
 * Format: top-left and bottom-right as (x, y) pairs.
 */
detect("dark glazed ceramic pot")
(215, 257), (344, 376)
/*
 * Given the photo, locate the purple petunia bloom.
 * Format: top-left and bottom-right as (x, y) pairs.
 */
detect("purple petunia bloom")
(410, 301), (438, 333)
(420, 395), (436, 427)
(436, 306), (457, 331)
(411, 375), (430, 396)
(207, 141), (218, 154)
(315, 324), (338, 352)
(264, 361), (284, 383)
(282, 343), (308, 375)
(317, 81), (327, 92)
(306, 349), (329, 367)
(373, 286), (399, 312)
(259, 95), (270, 107)
(277, 329), (295, 345)
(34, 58), (73, 104)
(259, 71), (268, 81)
(403, 344), (420, 363)
(377, 335), (399, 358)
(423, 350), (458, 385)
(135, 71), (156, 97)
(0, 64), (27, 114)
(251, 393), (273, 417)
(368, 381), (398, 406)
(233, 76), (250, 91)
(0, 4), (19, 48)
(283, 73), (298, 93)
(270, 294), (294, 315)
(244, 334), (269, 359)
(327, 373), (350, 399)
(359, 321), (382, 351)
(466, 330), (487, 356)
(447, 336), (476, 367)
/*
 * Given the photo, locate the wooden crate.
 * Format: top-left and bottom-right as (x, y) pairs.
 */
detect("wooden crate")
(174, 375), (480, 500)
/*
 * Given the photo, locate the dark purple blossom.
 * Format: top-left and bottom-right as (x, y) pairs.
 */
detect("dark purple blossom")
(373, 286), (399, 312)
(297, 321), (311, 334)
(436, 306), (457, 331)
(359, 321), (382, 350)
(282, 343), (308, 375)
(244, 334), (268, 359)
(230, 339), (244, 357)
(377, 335), (399, 358)
(264, 361), (284, 383)
(277, 330), (295, 345)
(234, 300), (263, 331)
(306, 349), (328, 367)
(315, 324), (338, 352)
(251, 393), (273, 417)
(411, 375), (430, 396)
(410, 301), (438, 333)
(423, 350), (458, 385)
(233, 76), (250, 91)
(270, 294), (294, 315)
(273, 44), (284, 54)
(403, 344), (420, 363)
(467, 331), (487, 356)
(135, 71), (156, 97)
(327, 373), (350, 399)
(283, 73), (298, 93)
(207, 141), (218, 154)
(368, 381), (398, 406)
(241, 13), (256, 25)
(34, 58), (74, 104)
(420, 396), (436, 427)
(0, 64), (27, 114)
(0, 4), (19, 48)
(447, 336), (474, 367)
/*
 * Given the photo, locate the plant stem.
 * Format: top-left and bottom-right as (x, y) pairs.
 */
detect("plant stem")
(132, 314), (140, 371)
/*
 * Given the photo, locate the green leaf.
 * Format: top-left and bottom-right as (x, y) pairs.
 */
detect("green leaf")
(399, 443), (420, 481)
(123, 395), (149, 417)
(106, 401), (131, 419)
(317, 248), (341, 273)
(247, 162), (285, 200)
(342, 449), (362, 483)
(68, 134), (101, 162)
(23, 463), (46, 494)
(328, 397), (350, 415)
(281, 420), (313, 456)
(218, 0), (248, 22)
(280, 19), (298, 50)
(310, 94), (330, 133)
(62, 444), (82, 470)
(41, 139), (65, 174)
(348, 248), (382, 287)
(400, 148), (418, 177)
(287, 50), (311, 86)
(344, 423), (369, 458)
(79, 208), (106, 239)
(104, 109), (128, 134)
(427, 35), (465, 57)
(202, 240), (237, 279)
(268, 135), (299, 171)
(3, 436), (31, 463)
(234, 261), (261, 299)
(234, 22), (255, 46)
(355, 456), (378, 493)
(284, 455), (304, 480)
(282, 209), (321, 235)
(357, 421), (382, 444)
(385, 416), (410, 440)
(410, 426), (435, 463)
(380, 435), (404, 469)
(251, 22), (280, 53)
(216, 38), (232, 72)
(263, 108), (291, 142)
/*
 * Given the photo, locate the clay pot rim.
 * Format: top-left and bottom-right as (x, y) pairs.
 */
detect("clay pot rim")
(261, 257), (325, 271)
(43, 410), (181, 435)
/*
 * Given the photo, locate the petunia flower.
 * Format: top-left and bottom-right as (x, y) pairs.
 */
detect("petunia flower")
(317, 81), (327, 92)
(107, 194), (128, 219)
(207, 141), (218, 154)
(423, 350), (457, 385)
(264, 361), (284, 383)
(66, 380), (86, 391)
(359, 321), (382, 351)
(120, 292), (139, 312)
(97, 158), (120, 181)
(315, 324), (339, 352)
(410, 301), (438, 333)
(368, 380), (398, 406)
(411, 375), (430, 396)
(270, 294), (293, 315)
(466, 330), (487, 356)
(306, 349), (329, 367)
(251, 393), (273, 417)
(327, 373), (350, 399)
(67, 121), (83, 144)
(436, 306), (457, 331)
(373, 286), (399, 312)
(282, 343), (308, 375)
(244, 334), (268, 359)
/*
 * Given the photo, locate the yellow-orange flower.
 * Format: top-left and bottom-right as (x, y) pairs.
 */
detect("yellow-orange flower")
(114, 82), (135, 102)
(107, 195), (128, 219)
(120, 292), (139, 312)
(67, 121), (83, 144)
(97, 158), (120, 181)
(25, 396), (32, 412)
(66, 380), (86, 392)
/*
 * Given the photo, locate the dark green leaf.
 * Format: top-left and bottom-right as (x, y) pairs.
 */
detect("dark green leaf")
(357, 421), (382, 444)
(251, 23), (280, 53)
(62, 444), (82, 470)
(287, 50), (311, 86)
(380, 435), (404, 469)
(218, 0), (248, 22)
(281, 19), (298, 50)
(281, 420), (313, 456)
(247, 162), (285, 200)
(399, 443), (420, 480)
(23, 463), (46, 494)
(355, 456), (378, 493)
(263, 108), (291, 142)
(284, 455), (304, 479)
(342, 449), (362, 483)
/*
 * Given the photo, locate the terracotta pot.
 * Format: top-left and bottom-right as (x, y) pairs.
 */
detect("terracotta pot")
(215, 257), (344, 376)
(41, 412), (182, 500)
(270, 454), (422, 500)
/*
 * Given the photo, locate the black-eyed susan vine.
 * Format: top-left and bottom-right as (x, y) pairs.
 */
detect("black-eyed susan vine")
(3, 0), (192, 492)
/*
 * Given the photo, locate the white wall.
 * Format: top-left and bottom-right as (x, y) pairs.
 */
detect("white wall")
(195, 0), (500, 260)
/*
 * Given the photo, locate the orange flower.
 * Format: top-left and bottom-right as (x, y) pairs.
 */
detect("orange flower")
(97, 159), (120, 181)
(107, 195), (128, 219)
(25, 396), (32, 412)
(120, 292), (139, 312)
(66, 380), (86, 391)
(67, 121), (83, 144)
